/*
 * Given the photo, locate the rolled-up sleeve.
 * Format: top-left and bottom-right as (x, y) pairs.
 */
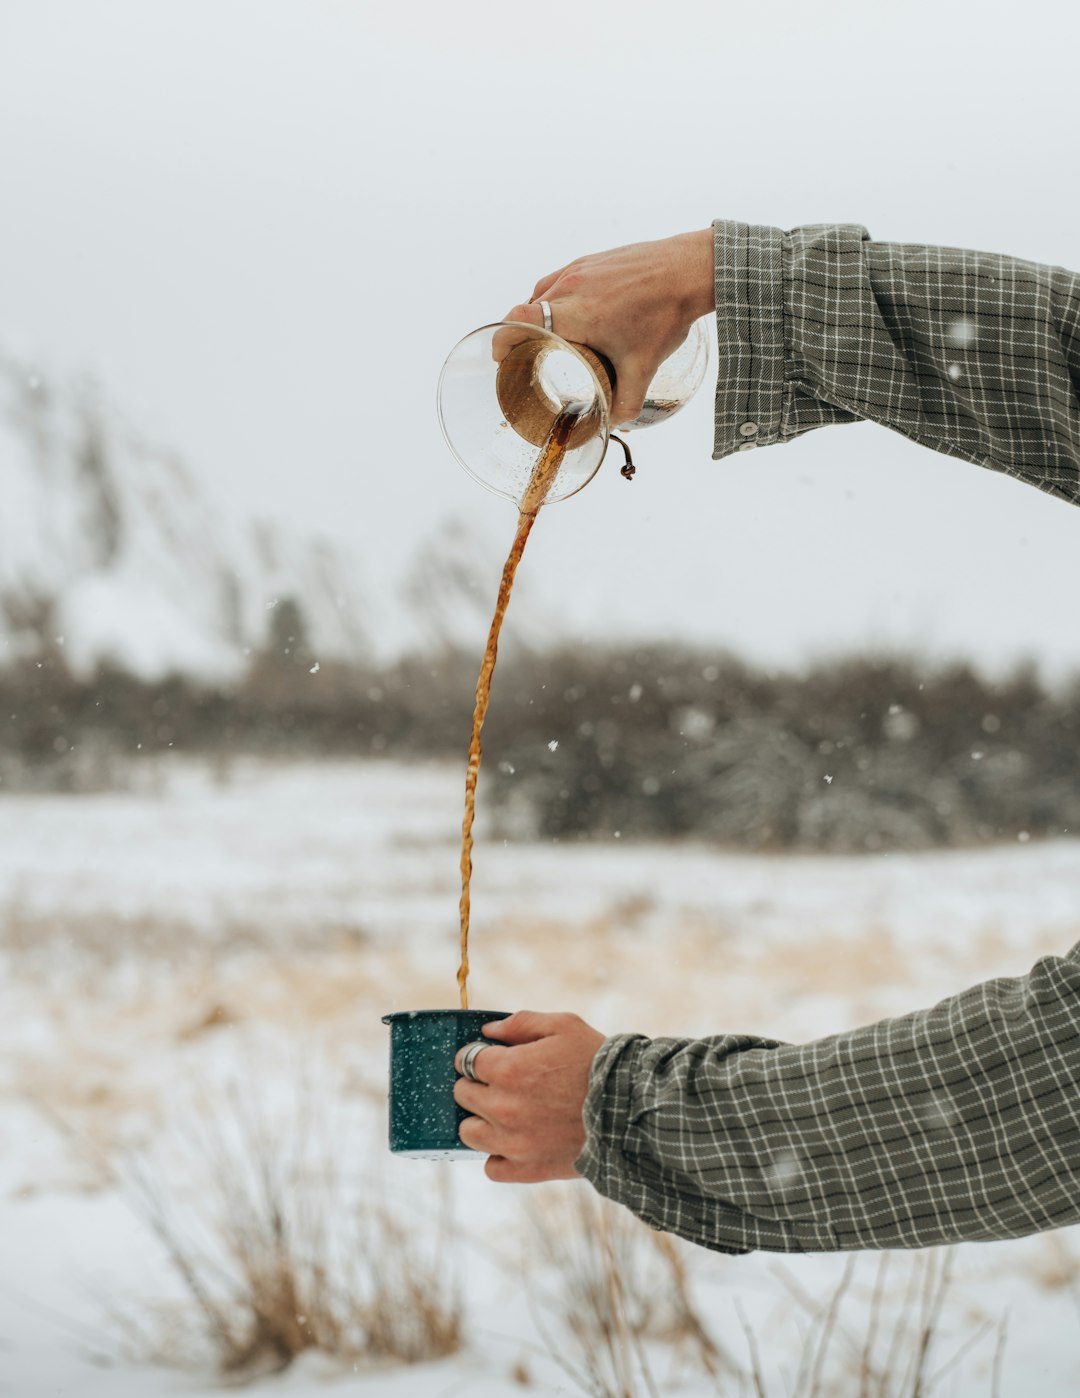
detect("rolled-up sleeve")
(575, 940), (1080, 1254)
(711, 219), (1080, 508)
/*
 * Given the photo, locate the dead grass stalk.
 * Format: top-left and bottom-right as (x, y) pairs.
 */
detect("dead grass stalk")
(768, 1250), (1004, 1397)
(525, 1187), (738, 1397)
(116, 1073), (462, 1379)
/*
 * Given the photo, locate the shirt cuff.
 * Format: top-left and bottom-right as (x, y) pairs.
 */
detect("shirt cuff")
(711, 220), (785, 460)
(575, 1032), (757, 1255)
(574, 1032), (645, 1189)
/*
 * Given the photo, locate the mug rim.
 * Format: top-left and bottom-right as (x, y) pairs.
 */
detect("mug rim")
(381, 1008), (510, 1024)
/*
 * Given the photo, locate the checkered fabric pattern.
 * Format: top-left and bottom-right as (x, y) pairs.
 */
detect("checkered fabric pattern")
(710, 221), (1080, 506)
(577, 944), (1080, 1255)
(575, 223), (1080, 1253)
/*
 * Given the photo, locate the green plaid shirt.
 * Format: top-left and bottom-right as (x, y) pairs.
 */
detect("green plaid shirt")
(575, 222), (1080, 1254)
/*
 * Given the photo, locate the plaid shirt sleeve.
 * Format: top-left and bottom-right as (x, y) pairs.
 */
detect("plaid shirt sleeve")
(575, 939), (1080, 1253)
(710, 221), (1080, 507)
(573, 224), (1080, 1255)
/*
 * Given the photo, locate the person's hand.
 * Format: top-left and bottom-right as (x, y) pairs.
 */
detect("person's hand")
(502, 228), (714, 426)
(454, 1011), (606, 1183)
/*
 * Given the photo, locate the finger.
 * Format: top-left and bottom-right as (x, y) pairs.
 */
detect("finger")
(483, 1010), (569, 1046)
(531, 265), (571, 300)
(454, 1040), (495, 1080)
(453, 1076), (513, 1115)
(484, 1155), (560, 1184)
(503, 301), (544, 327)
(454, 1041), (510, 1084)
(458, 1114), (495, 1153)
(610, 356), (655, 427)
(491, 303), (545, 364)
(453, 1077), (489, 1114)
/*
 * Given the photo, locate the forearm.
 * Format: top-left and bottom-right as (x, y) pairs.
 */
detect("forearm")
(713, 221), (1080, 507)
(576, 939), (1080, 1254)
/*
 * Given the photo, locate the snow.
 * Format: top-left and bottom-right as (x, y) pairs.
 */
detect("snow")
(2, 758), (1080, 1394)
(60, 568), (240, 680)
(0, 359), (372, 680)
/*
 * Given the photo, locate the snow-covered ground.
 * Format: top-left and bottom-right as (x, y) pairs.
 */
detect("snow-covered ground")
(2, 758), (1080, 1396)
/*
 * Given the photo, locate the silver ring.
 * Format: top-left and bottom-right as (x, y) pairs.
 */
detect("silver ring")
(459, 1039), (490, 1083)
(539, 299), (553, 333)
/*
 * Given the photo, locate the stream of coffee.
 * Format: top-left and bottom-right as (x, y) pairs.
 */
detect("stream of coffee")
(457, 411), (575, 1008)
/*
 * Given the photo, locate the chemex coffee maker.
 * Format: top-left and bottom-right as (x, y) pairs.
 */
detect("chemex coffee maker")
(437, 314), (710, 508)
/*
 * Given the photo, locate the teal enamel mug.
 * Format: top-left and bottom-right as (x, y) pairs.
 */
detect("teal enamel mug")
(382, 1008), (511, 1159)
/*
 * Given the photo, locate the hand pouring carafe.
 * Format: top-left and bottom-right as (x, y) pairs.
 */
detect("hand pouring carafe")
(437, 316), (710, 507)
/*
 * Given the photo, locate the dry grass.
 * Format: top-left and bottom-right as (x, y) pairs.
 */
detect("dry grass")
(524, 1186), (738, 1397)
(358, 1193), (463, 1365)
(111, 1071), (463, 1380)
(0, 901), (370, 976)
(521, 1193), (1007, 1398)
(756, 1250), (1005, 1397)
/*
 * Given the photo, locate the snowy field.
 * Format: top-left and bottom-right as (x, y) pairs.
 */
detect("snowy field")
(2, 758), (1080, 1396)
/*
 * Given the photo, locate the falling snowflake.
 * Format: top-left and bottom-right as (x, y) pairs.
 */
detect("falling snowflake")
(945, 318), (977, 348)
(547, 740), (559, 752)
(764, 1151), (802, 1187)
(309, 662), (320, 674)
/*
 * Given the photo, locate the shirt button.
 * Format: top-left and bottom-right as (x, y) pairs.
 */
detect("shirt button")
(739, 421), (759, 437)
(738, 441), (756, 451)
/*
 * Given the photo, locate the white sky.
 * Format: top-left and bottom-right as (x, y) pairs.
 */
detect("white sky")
(1, 0), (1079, 674)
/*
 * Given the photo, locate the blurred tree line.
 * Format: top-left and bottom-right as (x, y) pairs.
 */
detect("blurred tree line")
(1, 599), (1078, 853)
(480, 644), (1080, 852)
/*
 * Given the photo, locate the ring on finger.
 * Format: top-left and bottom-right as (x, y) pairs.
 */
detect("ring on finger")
(538, 298), (553, 332)
(459, 1039), (490, 1083)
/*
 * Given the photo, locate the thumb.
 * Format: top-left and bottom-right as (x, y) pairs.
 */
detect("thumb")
(483, 1010), (560, 1045)
(610, 356), (654, 427)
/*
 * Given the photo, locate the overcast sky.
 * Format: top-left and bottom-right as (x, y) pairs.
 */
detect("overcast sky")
(1, 0), (1079, 674)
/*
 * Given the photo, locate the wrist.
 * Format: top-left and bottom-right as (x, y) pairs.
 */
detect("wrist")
(677, 227), (716, 322)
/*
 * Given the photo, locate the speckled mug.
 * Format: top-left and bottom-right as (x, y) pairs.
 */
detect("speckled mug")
(382, 1008), (511, 1159)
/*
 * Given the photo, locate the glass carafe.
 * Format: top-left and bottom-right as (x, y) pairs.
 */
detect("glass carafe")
(437, 317), (709, 508)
